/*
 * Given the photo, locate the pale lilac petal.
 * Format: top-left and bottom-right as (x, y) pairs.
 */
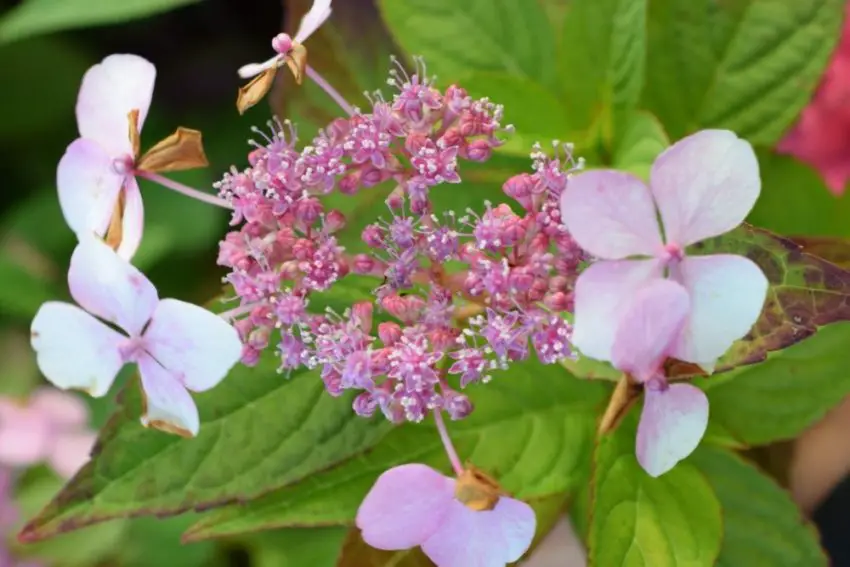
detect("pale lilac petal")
(29, 388), (89, 428)
(611, 279), (690, 382)
(143, 299), (242, 392)
(68, 236), (158, 336)
(650, 130), (759, 246)
(31, 302), (125, 398)
(422, 500), (511, 567)
(138, 354), (200, 437)
(76, 54), (156, 157)
(671, 254), (768, 365)
(636, 383), (709, 477)
(491, 497), (537, 562)
(57, 138), (124, 238)
(356, 464), (454, 550)
(115, 177), (144, 261)
(560, 170), (662, 259)
(237, 56), (280, 79)
(572, 259), (663, 362)
(0, 400), (51, 466)
(294, 0), (332, 43)
(48, 431), (97, 479)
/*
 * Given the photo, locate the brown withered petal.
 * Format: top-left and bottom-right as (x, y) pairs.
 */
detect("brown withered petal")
(454, 465), (502, 512)
(664, 357), (710, 382)
(598, 375), (642, 435)
(236, 68), (278, 115)
(136, 128), (209, 173)
(127, 109), (141, 159)
(285, 42), (308, 85)
(104, 190), (126, 252)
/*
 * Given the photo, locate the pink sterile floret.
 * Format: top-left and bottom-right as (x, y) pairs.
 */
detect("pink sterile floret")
(356, 464), (536, 567)
(30, 237), (242, 437)
(610, 279), (709, 477)
(560, 129), (769, 367)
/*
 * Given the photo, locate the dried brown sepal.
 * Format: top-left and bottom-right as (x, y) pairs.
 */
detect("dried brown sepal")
(598, 374), (642, 435)
(664, 357), (710, 382)
(285, 42), (308, 85)
(104, 190), (126, 251)
(236, 68), (278, 115)
(127, 109), (141, 158)
(136, 127), (209, 173)
(454, 464), (502, 511)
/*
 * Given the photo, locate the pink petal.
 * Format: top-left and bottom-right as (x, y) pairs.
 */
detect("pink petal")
(0, 400), (51, 467)
(650, 130), (760, 247)
(294, 0), (332, 43)
(572, 259), (663, 362)
(143, 299), (242, 392)
(57, 138), (124, 239)
(47, 431), (97, 479)
(636, 383), (709, 477)
(138, 354), (200, 437)
(611, 279), (690, 382)
(671, 254), (768, 365)
(76, 54), (156, 157)
(421, 497), (534, 567)
(560, 170), (662, 260)
(29, 388), (89, 428)
(356, 464), (454, 550)
(68, 236), (158, 336)
(115, 177), (144, 261)
(31, 302), (125, 397)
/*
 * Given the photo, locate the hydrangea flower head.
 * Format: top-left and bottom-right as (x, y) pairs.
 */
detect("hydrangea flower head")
(0, 388), (96, 478)
(356, 464), (535, 567)
(560, 129), (769, 367)
(611, 279), (709, 477)
(30, 237), (242, 437)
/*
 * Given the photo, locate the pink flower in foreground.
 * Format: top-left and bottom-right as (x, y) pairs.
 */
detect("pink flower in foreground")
(612, 279), (709, 477)
(57, 54), (156, 260)
(0, 389), (96, 478)
(30, 237), (242, 437)
(356, 464), (535, 567)
(237, 0), (332, 79)
(561, 129), (768, 367)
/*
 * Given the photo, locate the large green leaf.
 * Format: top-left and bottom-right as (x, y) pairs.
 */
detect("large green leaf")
(588, 413), (722, 567)
(0, 0), (200, 43)
(19, 355), (392, 541)
(181, 361), (607, 541)
(691, 447), (827, 567)
(611, 111), (670, 181)
(247, 527), (348, 567)
(642, 0), (844, 145)
(558, 0), (647, 144)
(377, 0), (557, 87)
(0, 250), (57, 320)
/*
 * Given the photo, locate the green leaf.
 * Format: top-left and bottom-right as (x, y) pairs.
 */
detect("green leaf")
(182, 361), (607, 541)
(706, 321), (850, 445)
(691, 446), (827, 567)
(643, 0), (844, 145)
(588, 413), (722, 567)
(247, 527), (348, 567)
(0, 249), (58, 320)
(748, 151), (850, 238)
(117, 516), (217, 567)
(377, 0), (557, 86)
(558, 0), (647, 144)
(19, 354), (392, 541)
(0, 0), (201, 43)
(611, 111), (670, 181)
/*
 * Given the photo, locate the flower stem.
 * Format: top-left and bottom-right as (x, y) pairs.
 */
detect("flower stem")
(137, 171), (233, 210)
(219, 303), (257, 321)
(306, 65), (356, 117)
(433, 409), (464, 476)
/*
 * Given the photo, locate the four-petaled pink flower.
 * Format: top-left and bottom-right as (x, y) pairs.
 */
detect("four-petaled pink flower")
(0, 388), (96, 479)
(356, 464), (536, 567)
(57, 54), (155, 260)
(237, 0), (332, 79)
(611, 279), (709, 477)
(561, 130), (769, 367)
(30, 237), (242, 437)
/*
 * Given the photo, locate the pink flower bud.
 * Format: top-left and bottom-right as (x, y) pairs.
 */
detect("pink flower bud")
(466, 139), (492, 162)
(272, 33), (293, 54)
(362, 225), (385, 247)
(378, 322), (403, 346)
(325, 209), (346, 233)
(503, 173), (535, 210)
(352, 302), (374, 333)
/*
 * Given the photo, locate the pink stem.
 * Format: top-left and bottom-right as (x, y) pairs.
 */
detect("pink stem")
(137, 171), (233, 210)
(306, 65), (356, 117)
(219, 303), (257, 321)
(433, 409), (464, 476)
